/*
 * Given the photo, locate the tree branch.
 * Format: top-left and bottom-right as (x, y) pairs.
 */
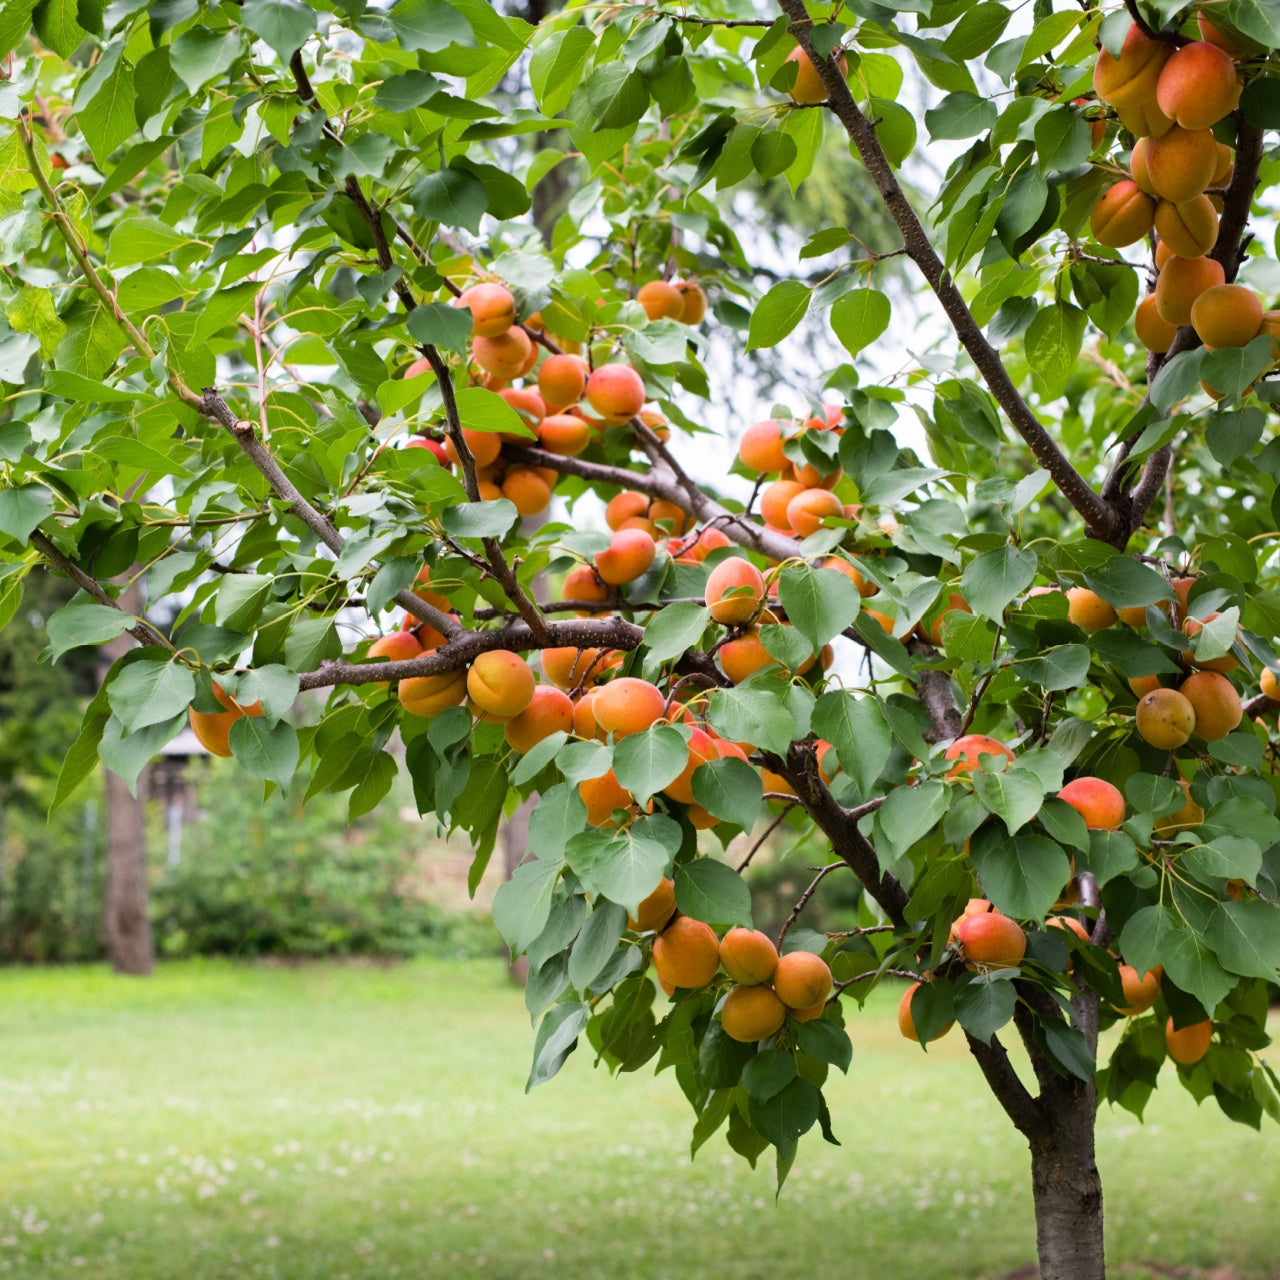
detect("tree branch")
(964, 1030), (1046, 1140)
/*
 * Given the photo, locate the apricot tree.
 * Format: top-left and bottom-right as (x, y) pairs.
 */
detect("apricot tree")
(2, 2), (1280, 1277)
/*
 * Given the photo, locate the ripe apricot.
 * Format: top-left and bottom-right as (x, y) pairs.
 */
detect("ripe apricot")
(1135, 293), (1179, 354)
(1197, 12), (1263, 58)
(1181, 613), (1239, 674)
(1179, 670), (1242, 741)
(536, 353), (588, 410)
(1165, 1016), (1212, 1065)
(718, 629), (778, 684)
(772, 950), (833, 1010)
(705, 557), (766, 624)
(1118, 99), (1174, 139)
(1090, 180), (1155, 248)
(1066, 586), (1117, 631)
(784, 45), (849, 105)
(443, 428), (502, 470)
(719, 927), (779, 985)
(541, 645), (607, 689)
(1190, 284), (1263, 349)
(1129, 138), (1156, 195)
(1153, 777), (1204, 834)
(497, 386), (546, 429)
(399, 669), (468, 718)
(675, 281), (708, 325)
(953, 910), (1026, 971)
(537, 413), (591, 456)
(592, 677), (666, 738)
(628, 876), (676, 932)
(503, 684), (574, 754)
(368, 630), (423, 665)
(786, 487), (844, 537)
(949, 898), (993, 941)
(595, 527), (657, 585)
(636, 280), (684, 321)
(189, 683), (266, 757)
(579, 769), (634, 827)
(585, 363), (645, 424)
(759, 478), (805, 531)
(1092, 22), (1172, 108)
(944, 734), (1014, 777)
(457, 282), (516, 337)
(738, 419), (790, 474)
(1057, 777), (1125, 830)
(1047, 915), (1090, 943)
(467, 650), (536, 720)
(501, 467), (552, 516)
(1262, 668), (1280, 701)
(572, 689), (602, 740)
(1115, 963), (1162, 1014)
(1155, 255), (1225, 327)
(1145, 126), (1218, 203)
(472, 328), (534, 380)
(1154, 195), (1218, 259)
(1136, 686), (1196, 748)
(1156, 41), (1241, 131)
(721, 985), (787, 1043)
(653, 915), (721, 990)
(663, 727), (719, 804)
(605, 490), (649, 531)
(898, 982), (955, 1044)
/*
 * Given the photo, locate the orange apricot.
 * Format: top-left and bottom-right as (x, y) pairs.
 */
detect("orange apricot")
(1262, 668), (1280, 702)
(663, 727), (719, 804)
(592, 677), (666, 738)
(537, 413), (591, 456)
(738, 419), (791, 474)
(456, 282), (516, 337)
(1135, 293), (1179, 354)
(1145, 126), (1218, 203)
(1115, 963), (1162, 1014)
(501, 467), (552, 516)
(1130, 138), (1156, 195)
(721, 985), (787, 1043)
(772, 950), (833, 1010)
(705, 557), (766, 625)
(783, 45), (849, 105)
(1190, 284), (1263, 349)
(1065, 586), (1117, 631)
(675, 281), (708, 325)
(572, 689), (602, 740)
(398, 669), (468, 719)
(497, 386), (546, 429)
(1153, 195), (1218, 260)
(1179, 670), (1242, 741)
(628, 876), (676, 932)
(585, 363), (645, 424)
(1181, 613), (1239, 674)
(605, 490), (650, 531)
(652, 916), (721, 990)
(503, 684), (574, 754)
(1092, 22), (1173, 108)
(1155, 41), (1241, 131)
(1136, 686), (1196, 748)
(367, 630), (423, 665)
(1153, 777), (1204, 834)
(952, 910), (1026, 971)
(579, 769), (634, 826)
(1155, 255), (1225, 326)
(595, 527), (657, 585)
(636, 280), (684, 321)
(444, 428), (502, 470)
(1165, 1016), (1212, 1065)
(718, 629), (779, 684)
(760, 478), (805, 531)
(926, 592), (971, 646)
(472, 328), (534, 380)
(786, 487), (845, 537)
(541, 645), (607, 689)
(537, 353), (589, 410)
(1129, 673), (1162, 697)
(1117, 99), (1175, 139)
(1090, 180), (1156, 248)
(1047, 915), (1090, 943)
(719, 927), (780, 985)
(898, 982), (955, 1043)
(188, 683), (266, 758)
(1057, 777), (1125, 830)
(466, 650), (536, 720)
(943, 734), (1014, 777)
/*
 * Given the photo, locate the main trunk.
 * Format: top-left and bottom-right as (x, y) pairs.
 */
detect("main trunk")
(1029, 1077), (1105, 1280)
(103, 765), (154, 975)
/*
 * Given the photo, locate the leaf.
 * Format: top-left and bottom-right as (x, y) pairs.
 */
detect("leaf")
(961, 545), (1038, 620)
(811, 692), (891, 797)
(674, 859), (752, 929)
(691, 756), (762, 831)
(529, 24), (594, 118)
(1017, 644), (1091, 691)
(493, 855), (563, 953)
(98, 711), (185, 793)
(50, 703), (109, 814)
(876, 781), (948, 860)
(584, 63), (649, 131)
(228, 716), (300, 791)
(1161, 926), (1236, 1014)
(382, 0), (476, 54)
(794, 1019), (853, 1073)
(778, 564), (860, 653)
(526, 1002), (588, 1091)
(925, 91), (997, 140)
(564, 823), (674, 914)
(454, 387), (536, 436)
(1206, 900), (1280, 982)
(75, 46), (136, 163)
(106, 657), (195, 732)
(643, 601), (710, 664)
(969, 829), (1072, 921)
(168, 27), (242, 94)
(611, 725), (687, 806)
(954, 972), (1017, 1044)
(742, 1048), (797, 1102)
(707, 686), (801, 757)
(412, 167), (487, 233)
(44, 599), (135, 660)
(0, 485), (55, 544)
(440, 499), (518, 539)
(567, 902), (627, 991)
(1037, 1019), (1095, 1082)
(746, 281), (811, 351)
(747, 1077), (821, 1149)
(406, 302), (473, 353)
(1119, 904), (1180, 978)
(829, 289), (891, 359)
(6, 286), (67, 358)
(1023, 302), (1086, 399)
(972, 767), (1047, 835)
(241, 0), (316, 62)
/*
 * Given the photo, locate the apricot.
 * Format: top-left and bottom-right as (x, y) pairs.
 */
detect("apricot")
(1153, 777), (1204, 834)
(628, 876), (676, 932)
(637, 280), (684, 322)
(1154, 195), (1218, 260)
(501, 467), (552, 516)
(719, 927), (780, 985)
(537, 413), (591, 456)
(1190, 284), (1263, 349)
(585, 363), (645, 424)
(1090, 181), (1156, 248)
(541, 645), (607, 689)
(663, 727), (719, 804)
(653, 915), (721, 990)
(1181, 613), (1239, 674)
(675, 281), (708, 325)
(898, 982), (955, 1043)
(1129, 138), (1156, 195)
(649, 500), (688, 535)
(1145, 126), (1218, 203)
(466, 649), (536, 720)
(705, 557), (766, 625)
(595, 527), (657, 585)
(592, 677), (666, 738)
(1135, 293), (1179, 354)
(1066, 586), (1117, 631)
(1047, 915), (1090, 943)
(1262, 668), (1280, 701)
(718, 629), (778, 684)
(1211, 141), (1234, 187)
(1129, 673), (1162, 697)
(720, 984), (787, 1043)
(472, 328), (534, 380)
(367, 630), (423, 665)
(1156, 255), (1225, 327)
(503, 684), (574, 754)
(443, 428), (502, 470)
(760, 478), (805, 531)
(1179, 670), (1242, 741)
(188, 683), (266, 758)
(1115, 963), (1162, 1014)
(605, 490), (649, 531)
(926, 592), (971, 646)
(1165, 1016), (1212, 1065)
(952, 910), (1026, 971)
(738, 419), (790, 474)
(1136, 686), (1196, 748)
(1092, 22), (1172, 108)
(1156, 41), (1241, 131)
(572, 689), (602, 740)
(783, 45), (849, 105)
(1197, 12), (1263, 58)
(457, 282), (516, 337)
(1057, 777), (1125, 830)
(1172, 576), (1197, 619)
(1118, 99), (1174, 139)
(949, 898), (993, 941)
(786, 487), (844, 538)
(536, 353), (588, 410)
(943, 734), (1014, 777)
(772, 950), (833, 1010)
(497, 387), (546, 430)
(398, 669), (468, 718)
(579, 769), (634, 827)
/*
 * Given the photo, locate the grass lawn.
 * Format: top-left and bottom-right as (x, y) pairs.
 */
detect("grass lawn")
(0, 958), (1277, 1280)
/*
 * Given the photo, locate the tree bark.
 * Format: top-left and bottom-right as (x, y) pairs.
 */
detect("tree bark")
(1028, 1078), (1105, 1280)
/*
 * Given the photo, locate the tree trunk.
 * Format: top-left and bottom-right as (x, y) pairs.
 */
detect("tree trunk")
(1028, 1077), (1105, 1280)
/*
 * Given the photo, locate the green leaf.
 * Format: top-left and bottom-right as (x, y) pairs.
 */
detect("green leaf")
(1161, 926), (1236, 1014)
(1037, 1019), (1095, 1082)
(1119, 904), (1180, 978)
(168, 27), (242, 94)
(50, 701), (110, 814)
(526, 1002), (588, 1091)
(406, 302), (474, 353)
(742, 1048), (797, 1102)
(750, 129), (797, 179)
(924, 91), (997, 140)
(643, 601), (710, 664)
(811, 692), (892, 797)
(98, 711), (185, 793)
(382, 0), (476, 53)
(106, 657), (195, 732)
(106, 217), (192, 269)
(1082, 829), (1139, 886)
(612, 725), (687, 805)
(954, 972), (1017, 1044)
(1206, 901), (1280, 982)
(0, 0), (41, 58)
(454, 386), (536, 437)
(568, 902), (627, 991)
(584, 63), (649, 131)
(412, 168), (487, 233)
(74, 45), (136, 163)
(43, 370), (143, 404)
(0, 485), (55, 544)
(747, 1077), (820, 1149)
(6, 286), (67, 358)
(972, 767), (1047, 835)
(565, 822), (674, 914)
(746, 281), (811, 352)
(794, 1019), (852, 1073)
(778, 564), (860, 654)
(1024, 302), (1086, 399)
(707, 686), (801, 757)
(241, 0), (316, 62)
(283, 617), (340, 671)
(440, 498), (519, 539)
(691, 756), (763, 831)
(44, 599), (135, 660)
(969, 828), (1071, 921)
(1017, 644), (1091, 691)
(829, 289), (890, 359)
(229, 715), (299, 790)
(674, 858), (752, 929)
(961, 545), (1037, 620)
(493, 855), (564, 952)
(529, 24), (594, 117)
(876, 781), (948, 859)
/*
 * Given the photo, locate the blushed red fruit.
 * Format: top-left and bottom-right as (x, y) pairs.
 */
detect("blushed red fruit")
(1166, 1016), (1212, 1065)
(786, 487), (844, 537)
(1179, 670), (1242, 741)
(398, 670), (468, 719)
(1090, 181), (1156, 248)
(595, 527), (657, 585)
(898, 982), (955, 1043)
(1092, 22), (1172, 108)
(772, 950), (832, 1010)
(367, 630), (423, 665)
(472, 328), (534, 380)
(537, 353), (589, 410)
(592, 677), (666, 738)
(1058, 777), (1125, 830)
(718, 927), (779, 985)
(636, 280), (684, 321)
(457, 282), (516, 337)
(721, 984), (788, 1043)
(466, 650), (536, 720)
(653, 916), (721, 990)
(783, 45), (849, 105)
(953, 911), (1026, 970)
(586, 363), (646, 424)
(1146, 126), (1219, 203)
(1155, 41), (1241, 131)
(628, 876), (676, 932)
(503, 685), (574, 754)
(738, 419), (790, 474)
(944, 734), (1014, 777)
(705, 557), (766, 624)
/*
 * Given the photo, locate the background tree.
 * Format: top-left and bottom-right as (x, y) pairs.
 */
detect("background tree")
(2, 2), (1280, 1278)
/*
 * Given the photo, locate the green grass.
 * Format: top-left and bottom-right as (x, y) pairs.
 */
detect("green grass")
(0, 960), (1277, 1280)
